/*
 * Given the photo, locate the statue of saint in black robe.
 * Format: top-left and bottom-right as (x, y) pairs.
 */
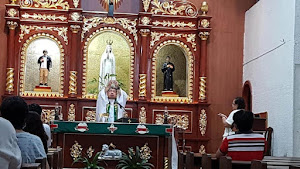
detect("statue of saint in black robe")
(162, 58), (175, 91)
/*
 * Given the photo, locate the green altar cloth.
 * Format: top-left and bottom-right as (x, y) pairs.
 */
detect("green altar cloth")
(52, 121), (173, 136)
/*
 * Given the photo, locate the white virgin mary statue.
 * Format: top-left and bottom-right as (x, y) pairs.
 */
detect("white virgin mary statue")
(99, 41), (116, 91)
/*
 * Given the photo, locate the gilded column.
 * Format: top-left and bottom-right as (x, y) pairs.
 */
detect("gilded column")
(6, 21), (18, 95)
(68, 25), (81, 97)
(199, 32), (210, 102)
(139, 29), (150, 100)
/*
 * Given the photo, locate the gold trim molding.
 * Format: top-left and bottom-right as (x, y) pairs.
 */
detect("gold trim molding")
(7, 21), (18, 30)
(21, 13), (67, 21)
(164, 157), (169, 169)
(141, 17), (150, 26)
(68, 71), (77, 95)
(70, 141), (83, 161)
(71, 12), (80, 21)
(139, 74), (147, 97)
(150, 32), (196, 51)
(155, 113), (189, 130)
(6, 68), (14, 93)
(151, 40), (194, 103)
(81, 17), (138, 43)
(68, 104), (76, 121)
(199, 145), (206, 154)
(152, 20), (195, 28)
(19, 25), (68, 45)
(142, 0), (151, 12)
(199, 77), (206, 100)
(42, 109), (55, 124)
(19, 0), (70, 10)
(151, 0), (198, 17)
(19, 33), (65, 98)
(82, 27), (134, 100)
(140, 143), (152, 160)
(199, 31), (210, 41)
(139, 107), (146, 124)
(199, 109), (207, 136)
(70, 25), (81, 33)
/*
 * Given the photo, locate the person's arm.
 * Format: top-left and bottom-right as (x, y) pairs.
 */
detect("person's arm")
(215, 149), (226, 158)
(218, 113), (231, 127)
(215, 138), (228, 158)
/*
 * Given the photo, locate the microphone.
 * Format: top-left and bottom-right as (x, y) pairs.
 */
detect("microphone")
(115, 101), (128, 118)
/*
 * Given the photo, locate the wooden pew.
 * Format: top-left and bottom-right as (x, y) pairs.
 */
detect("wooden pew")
(21, 163), (41, 169)
(47, 152), (54, 169)
(48, 147), (63, 169)
(290, 166), (300, 169)
(178, 151), (184, 169)
(262, 156), (300, 169)
(185, 151), (194, 169)
(251, 160), (267, 169)
(219, 156), (252, 169)
(35, 157), (46, 169)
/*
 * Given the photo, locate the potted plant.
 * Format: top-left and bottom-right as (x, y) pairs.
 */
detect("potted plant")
(72, 147), (104, 169)
(116, 146), (154, 169)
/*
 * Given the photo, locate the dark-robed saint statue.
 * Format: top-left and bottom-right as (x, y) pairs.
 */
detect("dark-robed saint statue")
(162, 56), (175, 91)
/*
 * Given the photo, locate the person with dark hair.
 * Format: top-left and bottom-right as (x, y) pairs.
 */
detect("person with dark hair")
(38, 50), (52, 86)
(218, 97), (245, 138)
(28, 103), (51, 147)
(24, 111), (49, 153)
(0, 96), (46, 164)
(215, 110), (266, 161)
(0, 117), (22, 169)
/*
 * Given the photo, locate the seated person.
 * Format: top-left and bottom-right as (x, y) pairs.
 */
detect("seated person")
(96, 80), (128, 122)
(215, 110), (266, 161)
(28, 103), (52, 148)
(24, 111), (49, 154)
(0, 117), (22, 169)
(0, 96), (47, 163)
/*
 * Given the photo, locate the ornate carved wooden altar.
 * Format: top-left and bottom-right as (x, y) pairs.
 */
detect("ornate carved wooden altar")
(4, 0), (212, 161)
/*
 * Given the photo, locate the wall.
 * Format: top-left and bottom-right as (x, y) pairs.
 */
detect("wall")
(244, 0), (295, 156)
(0, 0), (8, 102)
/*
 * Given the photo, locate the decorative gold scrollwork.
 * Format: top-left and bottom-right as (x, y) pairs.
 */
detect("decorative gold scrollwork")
(19, 0), (70, 10)
(139, 107), (146, 124)
(139, 74), (147, 97)
(140, 143), (152, 160)
(73, 0), (79, 8)
(85, 110), (96, 122)
(155, 113), (189, 130)
(141, 17), (150, 25)
(7, 8), (17, 17)
(200, 19), (210, 28)
(70, 141), (83, 161)
(81, 17), (137, 43)
(199, 109), (207, 136)
(151, 0), (198, 17)
(41, 109), (55, 124)
(199, 77), (206, 100)
(152, 20), (195, 28)
(70, 25), (81, 33)
(68, 104), (76, 121)
(68, 71), (77, 95)
(19, 25), (68, 44)
(164, 157), (169, 169)
(142, 0), (151, 12)
(6, 68), (14, 93)
(21, 13), (67, 21)
(87, 146), (94, 158)
(199, 145), (206, 154)
(71, 12), (80, 22)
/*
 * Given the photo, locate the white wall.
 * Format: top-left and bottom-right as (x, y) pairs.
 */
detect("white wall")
(243, 0), (296, 156)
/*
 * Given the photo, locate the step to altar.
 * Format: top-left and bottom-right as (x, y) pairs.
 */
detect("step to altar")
(34, 86), (52, 92)
(162, 91), (179, 97)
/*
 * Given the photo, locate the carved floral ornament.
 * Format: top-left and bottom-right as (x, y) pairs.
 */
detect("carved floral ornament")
(7, 8), (17, 17)
(68, 104), (76, 121)
(141, 17), (150, 25)
(199, 145), (206, 154)
(21, 13), (67, 21)
(85, 110), (96, 122)
(70, 141), (83, 160)
(19, 0), (70, 10)
(200, 19), (210, 28)
(19, 25), (68, 44)
(199, 109), (207, 136)
(151, 40), (194, 103)
(155, 113), (189, 130)
(71, 12), (81, 22)
(151, 0), (198, 17)
(7, 21), (18, 30)
(142, 0), (151, 12)
(150, 32), (197, 51)
(73, 0), (80, 8)
(81, 17), (138, 43)
(19, 33), (65, 98)
(139, 107), (146, 124)
(82, 27), (134, 100)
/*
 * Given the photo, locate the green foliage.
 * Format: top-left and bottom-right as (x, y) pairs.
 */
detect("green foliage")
(116, 146), (154, 169)
(72, 152), (104, 169)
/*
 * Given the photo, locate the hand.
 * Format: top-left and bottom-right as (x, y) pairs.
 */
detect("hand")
(217, 113), (227, 119)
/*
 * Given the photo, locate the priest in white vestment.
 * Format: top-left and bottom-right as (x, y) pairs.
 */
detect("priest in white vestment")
(96, 80), (127, 122)
(99, 42), (116, 91)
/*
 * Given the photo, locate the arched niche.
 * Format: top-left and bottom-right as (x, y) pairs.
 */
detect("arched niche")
(20, 33), (65, 97)
(156, 44), (187, 96)
(152, 40), (194, 103)
(83, 28), (134, 99)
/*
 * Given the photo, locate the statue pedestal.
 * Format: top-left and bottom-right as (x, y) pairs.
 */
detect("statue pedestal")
(33, 86), (52, 92)
(162, 91), (179, 97)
